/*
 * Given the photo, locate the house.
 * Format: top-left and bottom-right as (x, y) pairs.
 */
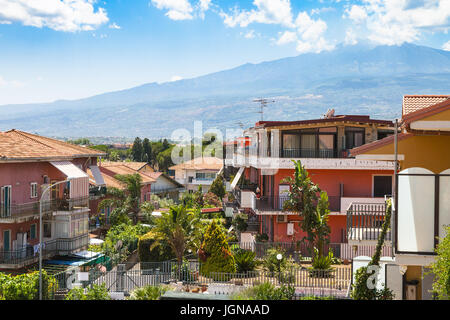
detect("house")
(88, 162), (183, 225)
(169, 157), (223, 193)
(224, 112), (396, 254)
(350, 95), (450, 300)
(0, 129), (106, 271)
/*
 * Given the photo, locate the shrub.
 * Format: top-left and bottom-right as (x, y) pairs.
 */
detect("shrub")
(128, 285), (168, 300)
(231, 282), (295, 300)
(429, 225), (450, 299)
(233, 249), (257, 273)
(138, 231), (175, 262)
(199, 220), (236, 279)
(65, 283), (110, 300)
(262, 248), (288, 274)
(209, 174), (226, 200)
(309, 247), (334, 277)
(0, 270), (56, 300)
(203, 192), (222, 207)
(255, 233), (269, 242)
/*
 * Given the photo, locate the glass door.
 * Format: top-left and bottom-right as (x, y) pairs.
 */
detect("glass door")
(1, 186), (11, 217)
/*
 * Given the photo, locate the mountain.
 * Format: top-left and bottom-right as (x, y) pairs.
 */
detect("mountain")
(1, 43), (449, 139)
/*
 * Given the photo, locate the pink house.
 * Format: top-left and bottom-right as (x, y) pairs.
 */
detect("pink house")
(0, 130), (105, 271)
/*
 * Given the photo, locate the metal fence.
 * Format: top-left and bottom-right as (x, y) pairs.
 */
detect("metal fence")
(347, 202), (391, 242)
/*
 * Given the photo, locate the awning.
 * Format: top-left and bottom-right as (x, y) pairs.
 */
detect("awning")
(89, 165), (105, 185)
(230, 167), (244, 190)
(50, 161), (88, 179)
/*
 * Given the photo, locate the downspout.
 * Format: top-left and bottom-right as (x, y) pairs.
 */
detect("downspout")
(392, 119), (398, 259)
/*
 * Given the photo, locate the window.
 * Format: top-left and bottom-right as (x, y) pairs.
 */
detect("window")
(195, 172), (215, 180)
(373, 176), (393, 197)
(345, 128), (365, 149)
(30, 182), (38, 198)
(30, 224), (37, 240)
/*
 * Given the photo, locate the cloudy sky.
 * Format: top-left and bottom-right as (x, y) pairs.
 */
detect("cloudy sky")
(0, 0), (449, 105)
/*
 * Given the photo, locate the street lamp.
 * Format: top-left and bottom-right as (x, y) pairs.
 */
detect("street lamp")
(276, 253), (282, 284)
(39, 179), (69, 300)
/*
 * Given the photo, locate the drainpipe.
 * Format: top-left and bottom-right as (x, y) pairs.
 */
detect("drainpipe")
(392, 119), (398, 258)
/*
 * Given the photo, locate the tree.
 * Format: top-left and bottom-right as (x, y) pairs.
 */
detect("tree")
(209, 173), (226, 200)
(131, 137), (143, 162)
(199, 220), (236, 279)
(151, 205), (201, 267)
(98, 173), (143, 225)
(143, 138), (152, 163)
(282, 160), (331, 259)
(429, 225), (450, 300)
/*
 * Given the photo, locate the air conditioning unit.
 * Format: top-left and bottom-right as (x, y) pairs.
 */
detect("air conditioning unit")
(276, 215), (288, 223)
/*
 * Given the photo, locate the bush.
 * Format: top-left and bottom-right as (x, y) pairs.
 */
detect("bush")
(138, 231), (175, 262)
(233, 249), (257, 273)
(0, 270), (56, 300)
(65, 283), (110, 300)
(209, 174), (226, 200)
(231, 282), (295, 300)
(232, 214), (248, 233)
(128, 285), (168, 300)
(255, 233), (269, 242)
(199, 221), (236, 280)
(429, 225), (450, 299)
(262, 248), (287, 274)
(203, 192), (222, 207)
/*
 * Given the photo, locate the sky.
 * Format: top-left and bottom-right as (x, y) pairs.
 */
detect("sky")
(0, 0), (449, 105)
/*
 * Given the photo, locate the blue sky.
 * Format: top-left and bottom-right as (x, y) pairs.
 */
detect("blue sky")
(0, 0), (449, 105)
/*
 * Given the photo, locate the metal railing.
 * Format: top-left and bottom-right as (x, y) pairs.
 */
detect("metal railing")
(0, 196), (89, 220)
(346, 202), (392, 242)
(282, 148), (337, 159)
(0, 234), (89, 266)
(255, 196), (291, 211)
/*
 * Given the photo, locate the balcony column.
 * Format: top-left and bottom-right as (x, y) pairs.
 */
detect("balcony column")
(337, 126), (345, 152)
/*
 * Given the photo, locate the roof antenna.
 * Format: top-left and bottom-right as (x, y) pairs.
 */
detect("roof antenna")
(254, 98), (275, 121)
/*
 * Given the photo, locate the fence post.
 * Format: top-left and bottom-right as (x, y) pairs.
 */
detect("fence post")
(116, 264), (126, 292)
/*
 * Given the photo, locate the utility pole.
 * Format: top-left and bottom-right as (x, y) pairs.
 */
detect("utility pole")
(253, 98), (275, 121)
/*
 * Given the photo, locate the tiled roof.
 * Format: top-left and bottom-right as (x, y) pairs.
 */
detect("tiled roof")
(402, 97), (450, 125)
(0, 129), (105, 161)
(99, 163), (156, 184)
(169, 157), (223, 171)
(402, 95), (450, 116)
(87, 168), (124, 189)
(350, 132), (414, 156)
(102, 161), (154, 172)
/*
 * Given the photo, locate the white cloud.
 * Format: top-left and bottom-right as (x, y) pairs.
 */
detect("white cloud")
(276, 30), (297, 45)
(220, 0), (294, 28)
(109, 22), (121, 29)
(197, 0), (211, 19)
(0, 76), (24, 87)
(244, 29), (256, 39)
(151, 0), (213, 20)
(0, 0), (109, 32)
(345, 0), (450, 46)
(294, 11), (334, 53)
(344, 28), (358, 45)
(443, 40), (450, 51)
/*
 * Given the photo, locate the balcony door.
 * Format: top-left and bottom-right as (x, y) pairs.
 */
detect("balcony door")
(3, 230), (10, 252)
(1, 185), (11, 217)
(279, 185), (290, 210)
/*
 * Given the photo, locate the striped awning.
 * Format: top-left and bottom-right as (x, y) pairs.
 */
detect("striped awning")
(50, 161), (88, 179)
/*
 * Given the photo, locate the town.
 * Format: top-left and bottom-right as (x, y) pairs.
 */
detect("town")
(1, 95), (449, 301)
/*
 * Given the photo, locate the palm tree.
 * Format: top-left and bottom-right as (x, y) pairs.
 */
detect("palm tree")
(282, 160), (331, 259)
(98, 173), (143, 225)
(150, 205), (201, 267)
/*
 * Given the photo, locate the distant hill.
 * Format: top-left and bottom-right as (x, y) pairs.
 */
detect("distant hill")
(1, 43), (449, 139)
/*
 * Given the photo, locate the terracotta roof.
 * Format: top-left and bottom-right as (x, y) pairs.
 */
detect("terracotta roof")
(350, 132), (414, 156)
(255, 115), (393, 128)
(402, 98), (450, 126)
(87, 168), (124, 189)
(101, 161), (154, 172)
(402, 95), (450, 116)
(99, 164), (156, 185)
(169, 157), (223, 171)
(0, 129), (105, 161)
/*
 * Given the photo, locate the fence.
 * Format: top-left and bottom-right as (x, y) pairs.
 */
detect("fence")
(347, 202), (391, 242)
(52, 261), (351, 299)
(229, 241), (392, 261)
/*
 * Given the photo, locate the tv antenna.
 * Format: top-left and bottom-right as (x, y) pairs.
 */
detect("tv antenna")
(253, 98), (275, 121)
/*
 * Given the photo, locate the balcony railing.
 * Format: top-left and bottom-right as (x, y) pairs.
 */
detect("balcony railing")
(0, 196), (89, 220)
(282, 148), (337, 159)
(346, 202), (391, 242)
(0, 233), (89, 267)
(254, 195), (341, 212)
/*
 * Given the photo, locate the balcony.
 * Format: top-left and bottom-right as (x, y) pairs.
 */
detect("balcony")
(0, 233), (89, 269)
(254, 195), (341, 213)
(346, 202), (392, 244)
(0, 196), (89, 222)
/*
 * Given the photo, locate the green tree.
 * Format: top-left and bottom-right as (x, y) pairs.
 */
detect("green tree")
(429, 225), (450, 300)
(282, 160), (331, 259)
(199, 220), (236, 279)
(98, 173), (143, 225)
(143, 138), (152, 164)
(151, 205), (201, 266)
(209, 173), (226, 200)
(131, 137), (143, 162)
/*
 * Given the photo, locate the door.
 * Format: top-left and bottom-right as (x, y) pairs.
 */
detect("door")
(3, 230), (10, 254)
(279, 185), (290, 210)
(1, 186), (11, 217)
